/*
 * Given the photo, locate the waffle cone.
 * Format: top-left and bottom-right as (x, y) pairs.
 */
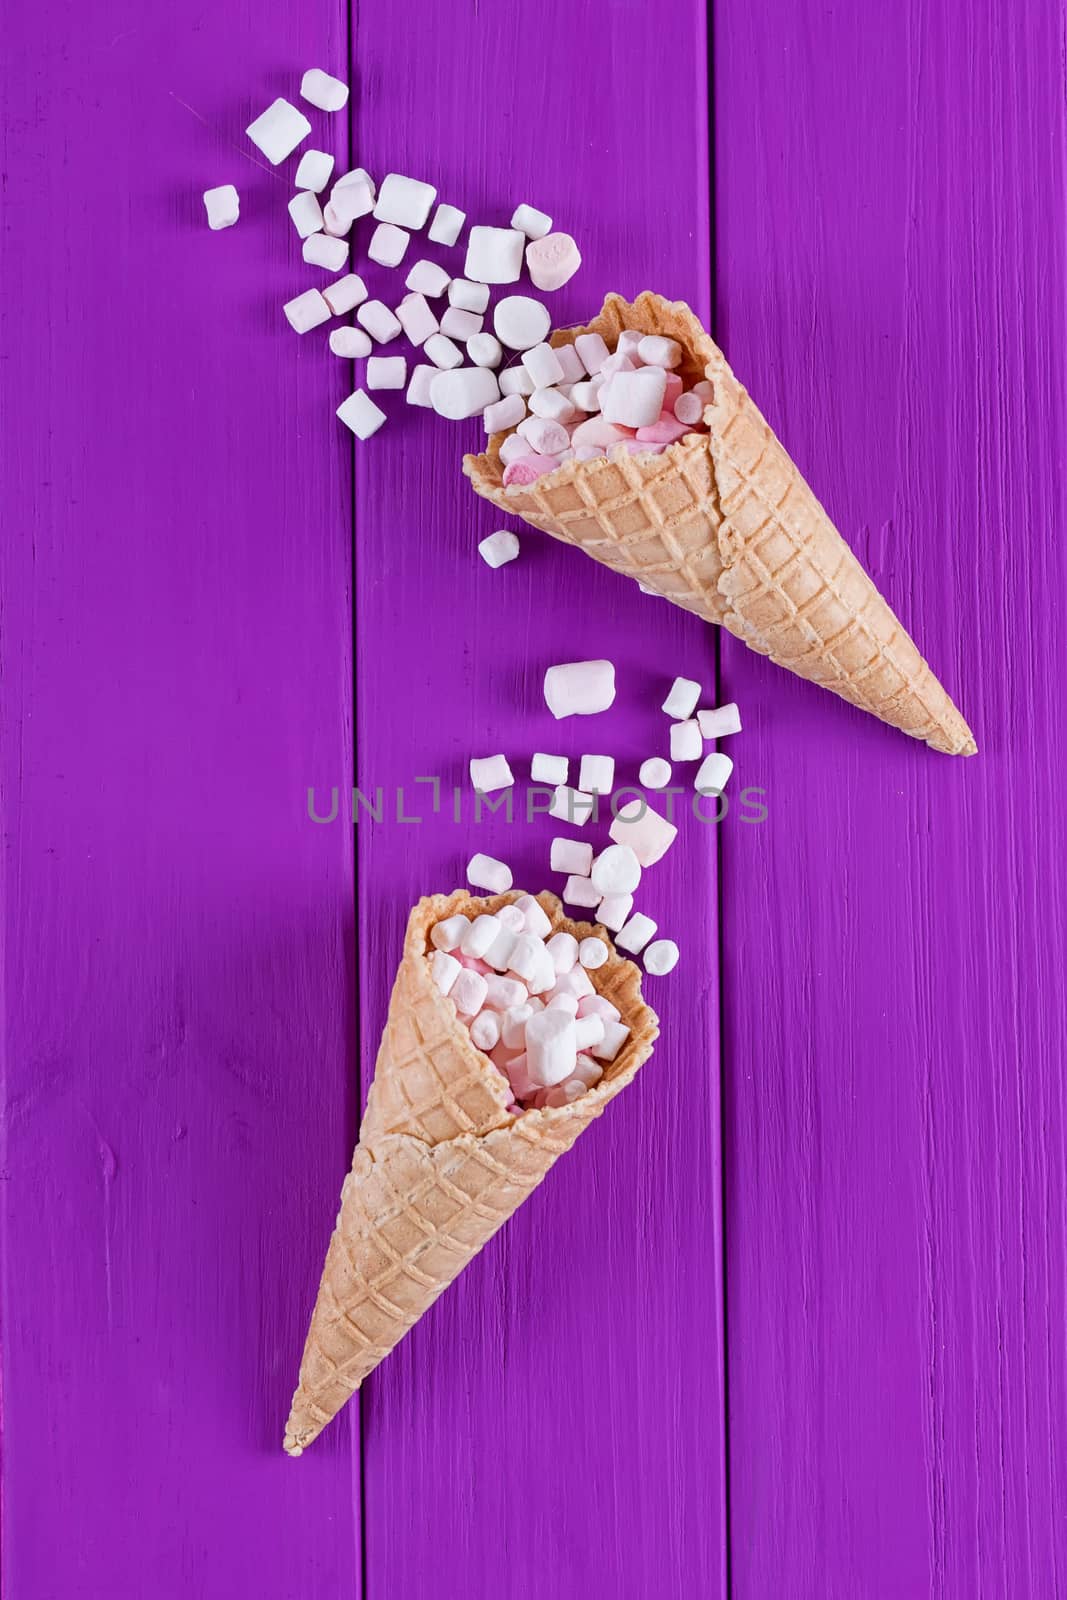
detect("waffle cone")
(283, 890), (658, 1455)
(464, 291), (975, 756)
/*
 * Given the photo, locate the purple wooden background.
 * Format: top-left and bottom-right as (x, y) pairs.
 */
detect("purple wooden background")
(1, 1), (1064, 1598)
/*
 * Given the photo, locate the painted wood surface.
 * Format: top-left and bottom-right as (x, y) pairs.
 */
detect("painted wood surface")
(715, 0), (1067, 1594)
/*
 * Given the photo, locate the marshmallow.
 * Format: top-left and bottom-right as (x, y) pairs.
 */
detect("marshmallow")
(550, 836), (592, 875)
(428, 203), (466, 245)
(525, 1008), (577, 1087)
(637, 335), (683, 369)
(545, 932), (579, 974)
(329, 326), (372, 358)
(440, 306), (483, 341)
(533, 754), (569, 786)
(662, 676), (702, 719)
(673, 390), (705, 426)
(430, 914), (469, 952)
(500, 1004), (534, 1050)
(289, 191), (324, 238)
(499, 434), (530, 466)
(484, 394), (526, 433)
(639, 757), (672, 790)
(590, 1019), (632, 1063)
(578, 937), (609, 970)
(453, 968), (489, 1016)
(515, 894), (552, 938)
(670, 719), (702, 762)
(525, 232), (581, 291)
(543, 1079), (588, 1108)
(431, 949), (461, 994)
(568, 418), (634, 449)
(697, 702), (743, 739)
(203, 184), (239, 230)
(494, 296), (552, 351)
(548, 966), (594, 1001)
(503, 457), (560, 486)
(396, 292), (439, 346)
(578, 754), (614, 794)
(573, 1015), (606, 1051)
(368, 222), (410, 267)
(461, 913), (502, 959)
(569, 381), (602, 412)
(643, 939), (679, 976)
(507, 932), (544, 983)
(661, 374), (685, 411)
(529, 388), (577, 424)
(323, 274), (368, 315)
(578, 994), (621, 1023)
(609, 798), (677, 866)
(324, 179), (374, 235)
(470, 754), (514, 792)
(555, 346), (586, 384)
(617, 330), (644, 358)
(374, 174), (437, 229)
(449, 279), (491, 313)
(466, 852), (513, 893)
(295, 149), (334, 191)
(574, 332), (610, 374)
(246, 99), (311, 164)
(615, 913), (657, 955)
(522, 343), (566, 389)
(516, 416), (569, 456)
(469, 333), (504, 368)
(549, 786), (595, 825)
(470, 1011), (501, 1052)
(572, 1054), (604, 1087)
(543, 659), (616, 719)
(430, 366), (500, 419)
(406, 259), (451, 298)
(510, 203), (553, 238)
(596, 893), (633, 932)
(636, 414), (690, 444)
(591, 844), (641, 897)
(303, 233), (349, 271)
(483, 922), (519, 971)
(695, 752), (734, 794)
(549, 993), (580, 1015)
(486, 977), (528, 1013)
(336, 390), (387, 440)
(300, 68), (348, 111)
(367, 356), (407, 390)
(284, 288), (331, 334)
(356, 300), (403, 343)
(478, 529), (520, 568)
(497, 904), (526, 932)
(600, 369), (667, 428)
(406, 364), (437, 407)
(465, 225), (525, 284)
(499, 365), (536, 397)
(564, 875), (602, 908)
(424, 333), (464, 370)
(333, 167), (375, 198)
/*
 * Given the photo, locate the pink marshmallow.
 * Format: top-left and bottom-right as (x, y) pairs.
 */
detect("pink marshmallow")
(457, 953), (493, 973)
(635, 412), (690, 444)
(503, 456), (561, 486)
(661, 373), (684, 410)
(623, 440), (668, 455)
(570, 418), (635, 449)
(577, 993), (622, 1024)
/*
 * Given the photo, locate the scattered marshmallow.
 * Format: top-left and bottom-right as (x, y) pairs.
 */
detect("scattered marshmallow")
(289, 191), (324, 238)
(428, 203), (466, 246)
(469, 333), (504, 368)
(597, 893), (633, 932)
(615, 913), (657, 955)
(367, 356), (407, 390)
(396, 292), (439, 346)
(499, 365), (536, 397)
(303, 232), (349, 271)
(336, 390), (387, 439)
(494, 296), (552, 351)
(295, 150), (334, 192)
(515, 894), (553, 938)
(601, 369), (667, 428)
(637, 335), (683, 369)
(406, 259), (451, 298)
(590, 843), (642, 899)
(203, 184), (239, 230)
(284, 288), (331, 334)
(670, 719), (703, 762)
(449, 279), (490, 313)
(511, 203), (553, 238)
(484, 394), (526, 434)
(695, 752), (734, 793)
(464, 226), (525, 284)
(424, 333), (465, 370)
(533, 754), (569, 786)
(357, 300), (403, 343)
(639, 757), (672, 789)
(300, 68), (349, 112)
(662, 676), (702, 719)
(333, 167), (375, 198)
(543, 659), (616, 719)
(431, 949), (461, 994)
(522, 343), (566, 389)
(550, 837), (592, 875)
(466, 853), (513, 893)
(516, 416), (569, 456)
(578, 754), (614, 794)
(478, 529), (520, 568)
(470, 754), (514, 792)
(374, 174), (437, 229)
(574, 333), (610, 374)
(525, 232), (581, 291)
(529, 387), (577, 424)
(550, 786), (595, 826)
(329, 326), (372, 358)
(430, 366), (501, 419)
(324, 179), (374, 234)
(441, 306), (483, 341)
(609, 798), (678, 865)
(643, 939), (679, 976)
(366, 222), (408, 267)
(461, 913), (502, 959)
(697, 703), (743, 739)
(578, 937), (609, 970)
(406, 364), (437, 407)
(246, 99), (311, 164)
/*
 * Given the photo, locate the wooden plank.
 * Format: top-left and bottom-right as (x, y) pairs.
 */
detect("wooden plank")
(348, 2), (725, 1594)
(0, 4), (361, 1596)
(715, 0), (1067, 1592)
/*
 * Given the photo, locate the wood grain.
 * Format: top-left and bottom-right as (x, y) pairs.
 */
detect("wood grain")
(715, 0), (1067, 1593)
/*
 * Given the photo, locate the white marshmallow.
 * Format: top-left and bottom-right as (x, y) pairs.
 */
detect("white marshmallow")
(609, 798), (678, 866)
(600, 353), (636, 379)
(470, 1011), (501, 1052)
(499, 433), (530, 465)
(695, 752), (734, 794)
(548, 966), (595, 1001)
(324, 179), (374, 235)
(673, 390), (705, 426)
(300, 68), (348, 111)
(449, 278), (490, 313)
(469, 754), (514, 792)
(336, 390), (387, 439)
(294, 149), (334, 191)
(499, 365), (536, 397)
(203, 184), (239, 230)
(368, 222), (410, 267)
(246, 99), (311, 164)
(617, 330), (644, 358)
(430, 366), (500, 419)
(529, 388), (576, 424)
(574, 1014), (606, 1051)
(578, 754), (614, 793)
(431, 914), (469, 952)
(515, 894), (552, 938)
(486, 976), (528, 1013)
(395, 292), (439, 346)
(367, 356), (407, 390)
(545, 932), (579, 974)
(569, 381), (602, 412)
(670, 719), (702, 762)
(406, 364), (437, 408)
(516, 416), (569, 456)
(483, 923), (519, 972)
(600, 368), (667, 427)
(697, 703), (743, 739)
(543, 659), (616, 719)
(549, 993), (580, 1015)
(333, 167), (375, 198)
(527, 947), (556, 996)
(284, 288), (331, 334)
(578, 994), (621, 1024)
(597, 893), (633, 932)
(637, 335), (683, 369)
(533, 754), (569, 786)
(510, 203), (553, 238)
(453, 968), (489, 1016)
(543, 1079), (588, 1107)
(615, 913), (657, 955)
(461, 913), (502, 958)
(639, 757), (672, 790)
(405, 259), (451, 298)
(428, 203), (466, 245)
(469, 333), (504, 368)
(478, 529), (520, 568)
(497, 904), (526, 932)
(591, 844), (641, 897)
(522, 343), (566, 389)
(374, 174), (437, 229)
(643, 939), (679, 976)
(323, 274), (368, 315)
(430, 949), (461, 994)
(484, 394), (526, 433)
(424, 333), (464, 370)
(465, 225), (525, 284)
(555, 346), (586, 384)
(549, 786), (595, 826)
(525, 1008), (577, 1087)
(289, 191), (324, 238)
(466, 852), (513, 893)
(572, 1053), (604, 1086)
(550, 836), (592, 875)
(494, 296), (551, 351)
(578, 937), (609, 970)
(303, 232), (349, 271)
(440, 306), (483, 341)
(574, 332), (610, 374)
(569, 418), (634, 449)
(662, 676), (702, 718)
(590, 1019), (632, 1063)
(564, 875), (602, 908)
(356, 300), (402, 343)
(501, 1004), (535, 1050)
(508, 933), (545, 982)
(329, 326), (372, 358)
